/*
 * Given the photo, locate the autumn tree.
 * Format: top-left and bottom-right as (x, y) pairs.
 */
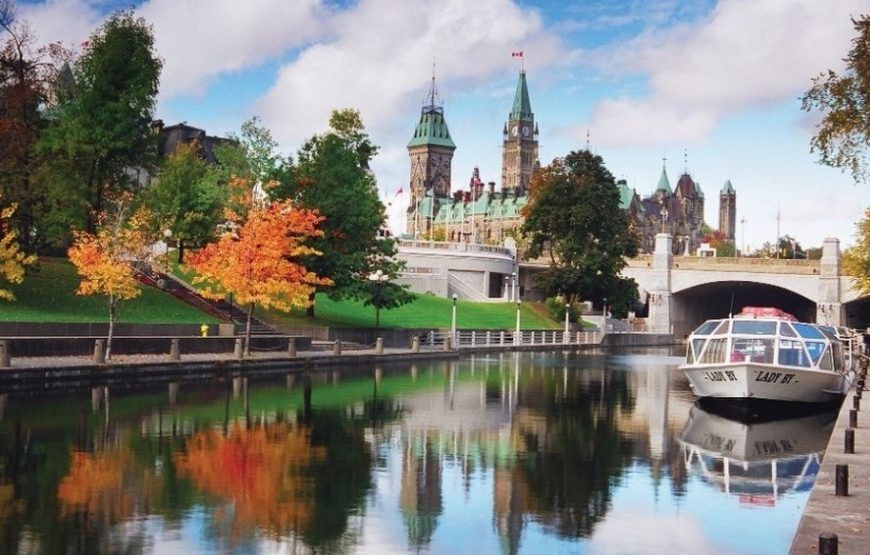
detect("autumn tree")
(843, 207), (870, 293)
(702, 230), (736, 257)
(802, 15), (870, 183)
(144, 142), (225, 263)
(187, 200), (330, 355)
(0, 0), (71, 250)
(286, 109), (395, 316)
(40, 10), (161, 236)
(522, 150), (639, 316)
(67, 193), (153, 360)
(0, 197), (36, 300)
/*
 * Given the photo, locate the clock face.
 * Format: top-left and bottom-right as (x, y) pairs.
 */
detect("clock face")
(521, 126), (530, 137)
(510, 125), (518, 136)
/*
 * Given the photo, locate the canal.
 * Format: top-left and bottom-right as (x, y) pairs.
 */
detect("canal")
(0, 349), (837, 554)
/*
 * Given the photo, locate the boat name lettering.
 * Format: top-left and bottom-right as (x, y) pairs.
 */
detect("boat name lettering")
(704, 370), (738, 382)
(754, 371), (796, 384)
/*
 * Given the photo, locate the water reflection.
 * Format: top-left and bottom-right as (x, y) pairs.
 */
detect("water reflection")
(0, 350), (833, 554)
(679, 402), (836, 506)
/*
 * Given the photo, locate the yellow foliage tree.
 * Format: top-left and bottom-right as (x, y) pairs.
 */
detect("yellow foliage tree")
(68, 193), (153, 359)
(188, 199), (331, 355)
(843, 207), (870, 294)
(0, 200), (37, 301)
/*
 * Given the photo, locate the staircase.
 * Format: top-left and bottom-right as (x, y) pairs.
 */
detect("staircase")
(134, 265), (279, 335)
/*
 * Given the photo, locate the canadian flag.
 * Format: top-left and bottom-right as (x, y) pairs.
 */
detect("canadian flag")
(511, 51), (523, 57)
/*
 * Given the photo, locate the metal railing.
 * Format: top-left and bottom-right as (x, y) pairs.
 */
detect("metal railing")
(416, 329), (600, 350)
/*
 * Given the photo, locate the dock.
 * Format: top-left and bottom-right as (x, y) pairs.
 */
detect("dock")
(791, 363), (870, 554)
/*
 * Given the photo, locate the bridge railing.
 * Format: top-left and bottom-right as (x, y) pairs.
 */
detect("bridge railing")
(397, 239), (513, 257)
(623, 255), (820, 274)
(419, 329), (601, 349)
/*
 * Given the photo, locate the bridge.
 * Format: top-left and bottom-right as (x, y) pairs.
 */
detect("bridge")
(396, 235), (869, 337)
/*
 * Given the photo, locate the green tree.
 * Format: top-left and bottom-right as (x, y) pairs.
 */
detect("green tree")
(349, 257), (414, 328)
(289, 109), (395, 316)
(702, 230), (737, 257)
(40, 10), (161, 239)
(216, 116), (295, 204)
(0, 1), (70, 250)
(802, 15), (870, 183)
(144, 143), (225, 263)
(843, 208), (870, 293)
(522, 150), (639, 315)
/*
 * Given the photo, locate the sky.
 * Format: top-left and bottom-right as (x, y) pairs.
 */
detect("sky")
(13, 0), (870, 251)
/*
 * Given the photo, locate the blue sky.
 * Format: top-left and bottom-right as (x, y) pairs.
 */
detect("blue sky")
(15, 0), (870, 250)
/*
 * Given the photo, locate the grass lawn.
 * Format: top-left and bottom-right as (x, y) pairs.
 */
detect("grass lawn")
(1, 258), (221, 324)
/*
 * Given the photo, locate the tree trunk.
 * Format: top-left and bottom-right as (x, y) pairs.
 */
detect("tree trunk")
(177, 239), (185, 264)
(244, 302), (254, 356)
(305, 291), (316, 318)
(106, 296), (116, 360)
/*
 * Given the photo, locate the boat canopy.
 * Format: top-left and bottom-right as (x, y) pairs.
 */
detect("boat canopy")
(686, 316), (845, 372)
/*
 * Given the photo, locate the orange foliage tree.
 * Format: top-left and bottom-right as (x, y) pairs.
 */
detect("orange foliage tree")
(174, 422), (325, 537)
(67, 193), (153, 359)
(187, 199), (330, 355)
(0, 197), (37, 300)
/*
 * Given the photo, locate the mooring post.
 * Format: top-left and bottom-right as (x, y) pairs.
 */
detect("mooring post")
(443, 336), (452, 351)
(845, 428), (855, 454)
(835, 464), (849, 496)
(850, 409), (858, 428)
(486, 331), (491, 345)
(818, 533), (838, 555)
(170, 338), (180, 361)
(0, 340), (9, 368)
(287, 338), (296, 357)
(854, 395), (861, 411)
(375, 337), (384, 354)
(500, 331), (505, 346)
(234, 338), (243, 360)
(93, 339), (106, 364)
(333, 340), (342, 355)
(411, 336), (420, 353)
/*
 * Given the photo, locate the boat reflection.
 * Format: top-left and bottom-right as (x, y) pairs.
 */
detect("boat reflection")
(678, 402), (837, 506)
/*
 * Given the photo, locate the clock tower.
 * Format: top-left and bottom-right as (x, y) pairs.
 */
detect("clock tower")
(501, 70), (538, 195)
(407, 73), (456, 236)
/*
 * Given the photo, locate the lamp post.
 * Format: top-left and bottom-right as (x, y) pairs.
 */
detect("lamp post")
(504, 275), (510, 300)
(163, 228), (172, 265)
(451, 293), (458, 345)
(603, 297), (608, 318)
(515, 301), (521, 345)
(368, 270), (389, 329)
(511, 271), (517, 302)
(564, 303), (570, 344)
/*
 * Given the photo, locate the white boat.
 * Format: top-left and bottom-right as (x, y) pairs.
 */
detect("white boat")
(680, 307), (854, 404)
(679, 403), (836, 505)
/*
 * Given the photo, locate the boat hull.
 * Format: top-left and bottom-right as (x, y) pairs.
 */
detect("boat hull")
(681, 363), (848, 404)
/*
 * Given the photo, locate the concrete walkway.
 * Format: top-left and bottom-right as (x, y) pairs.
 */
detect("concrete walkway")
(791, 367), (870, 554)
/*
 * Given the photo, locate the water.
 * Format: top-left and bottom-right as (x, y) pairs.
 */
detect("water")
(0, 349), (836, 554)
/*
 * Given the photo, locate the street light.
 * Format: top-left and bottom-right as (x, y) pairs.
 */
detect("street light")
(603, 297), (608, 318)
(163, 228), (172, 265)
(515, 300), (521, 345)
(564, 303), (570, 344)
(511, 271), (517, 302)
(451, 293), (458, 345)
(368, 270), (389, 329)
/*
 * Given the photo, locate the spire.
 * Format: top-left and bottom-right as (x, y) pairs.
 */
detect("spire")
(509, 70), (533, 122)
(656, 158), (672, 194)
(720, 179), (735, 195)
(408, 68), (456, 149)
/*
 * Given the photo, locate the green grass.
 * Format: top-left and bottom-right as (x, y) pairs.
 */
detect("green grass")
(3, 257), (562, 329)
(1, 258), (220, 324)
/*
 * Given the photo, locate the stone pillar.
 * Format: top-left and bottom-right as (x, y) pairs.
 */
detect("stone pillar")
(0, 340), (9, 368)
(170, 338), (180, 361)
(817, 237), (842, 325)
(649, 233), (674, 333)
(375, 337), (383, 354)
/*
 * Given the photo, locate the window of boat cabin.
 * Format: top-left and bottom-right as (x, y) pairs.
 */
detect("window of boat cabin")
(805, 341), (826, 364)
(713, 320), (730, 335)
(689, 338), (706, 363)
(819, 347), (835, 370)
(732, 320), (777, 335)
(700, 338), (728, 364)
(779, 322), (798, 337)
(693, 320), (722, 336)
(778, 339), (810, 367)
(730, 337), (774, 363)
(793, 323), (824, 340)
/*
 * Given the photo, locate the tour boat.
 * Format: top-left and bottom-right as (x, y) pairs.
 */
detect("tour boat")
(680, 307), (854, 404)
(679, 403), (836, 505)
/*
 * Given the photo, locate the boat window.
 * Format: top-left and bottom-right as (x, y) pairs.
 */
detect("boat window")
(732, 321), (776, 335)
(693, 320), (721, 336)
(805, 341), (825, 364)
(713, 321), (730, 335)
(831, 342), (845, 370)
(819, 347), (834, 370)
(793, 323), (824, 339)
(700, 338), (728, 364)
(690, 338), (705, 363)
(778, 339), (810, 367)
(817, 326), (838, 341)
(731, 338), (775, 364)
(779, 322), (797, 337)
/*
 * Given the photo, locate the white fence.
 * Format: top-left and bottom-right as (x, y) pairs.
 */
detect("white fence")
(418, 329), (600, 349)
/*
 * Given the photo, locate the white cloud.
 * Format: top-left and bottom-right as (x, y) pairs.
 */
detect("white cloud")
(255, 0), (565, 148)
(17, 0), (102, 48)
(583, 0), (868, 147)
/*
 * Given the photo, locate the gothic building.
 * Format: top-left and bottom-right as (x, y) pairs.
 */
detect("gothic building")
(405, 71), (736, 255)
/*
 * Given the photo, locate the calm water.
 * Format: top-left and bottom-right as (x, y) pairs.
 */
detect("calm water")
(0, 349), (837, 554)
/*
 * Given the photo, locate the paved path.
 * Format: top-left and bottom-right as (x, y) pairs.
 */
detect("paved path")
(791, 369), (870, 554)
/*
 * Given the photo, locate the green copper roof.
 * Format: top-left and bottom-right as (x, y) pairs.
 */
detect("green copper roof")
(408, 107), (456, 149)
(656, 166), (671, 194)
(617, 181), (635, 210)
(509, 71), (533, 122)
(720, 179), (735, 195)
